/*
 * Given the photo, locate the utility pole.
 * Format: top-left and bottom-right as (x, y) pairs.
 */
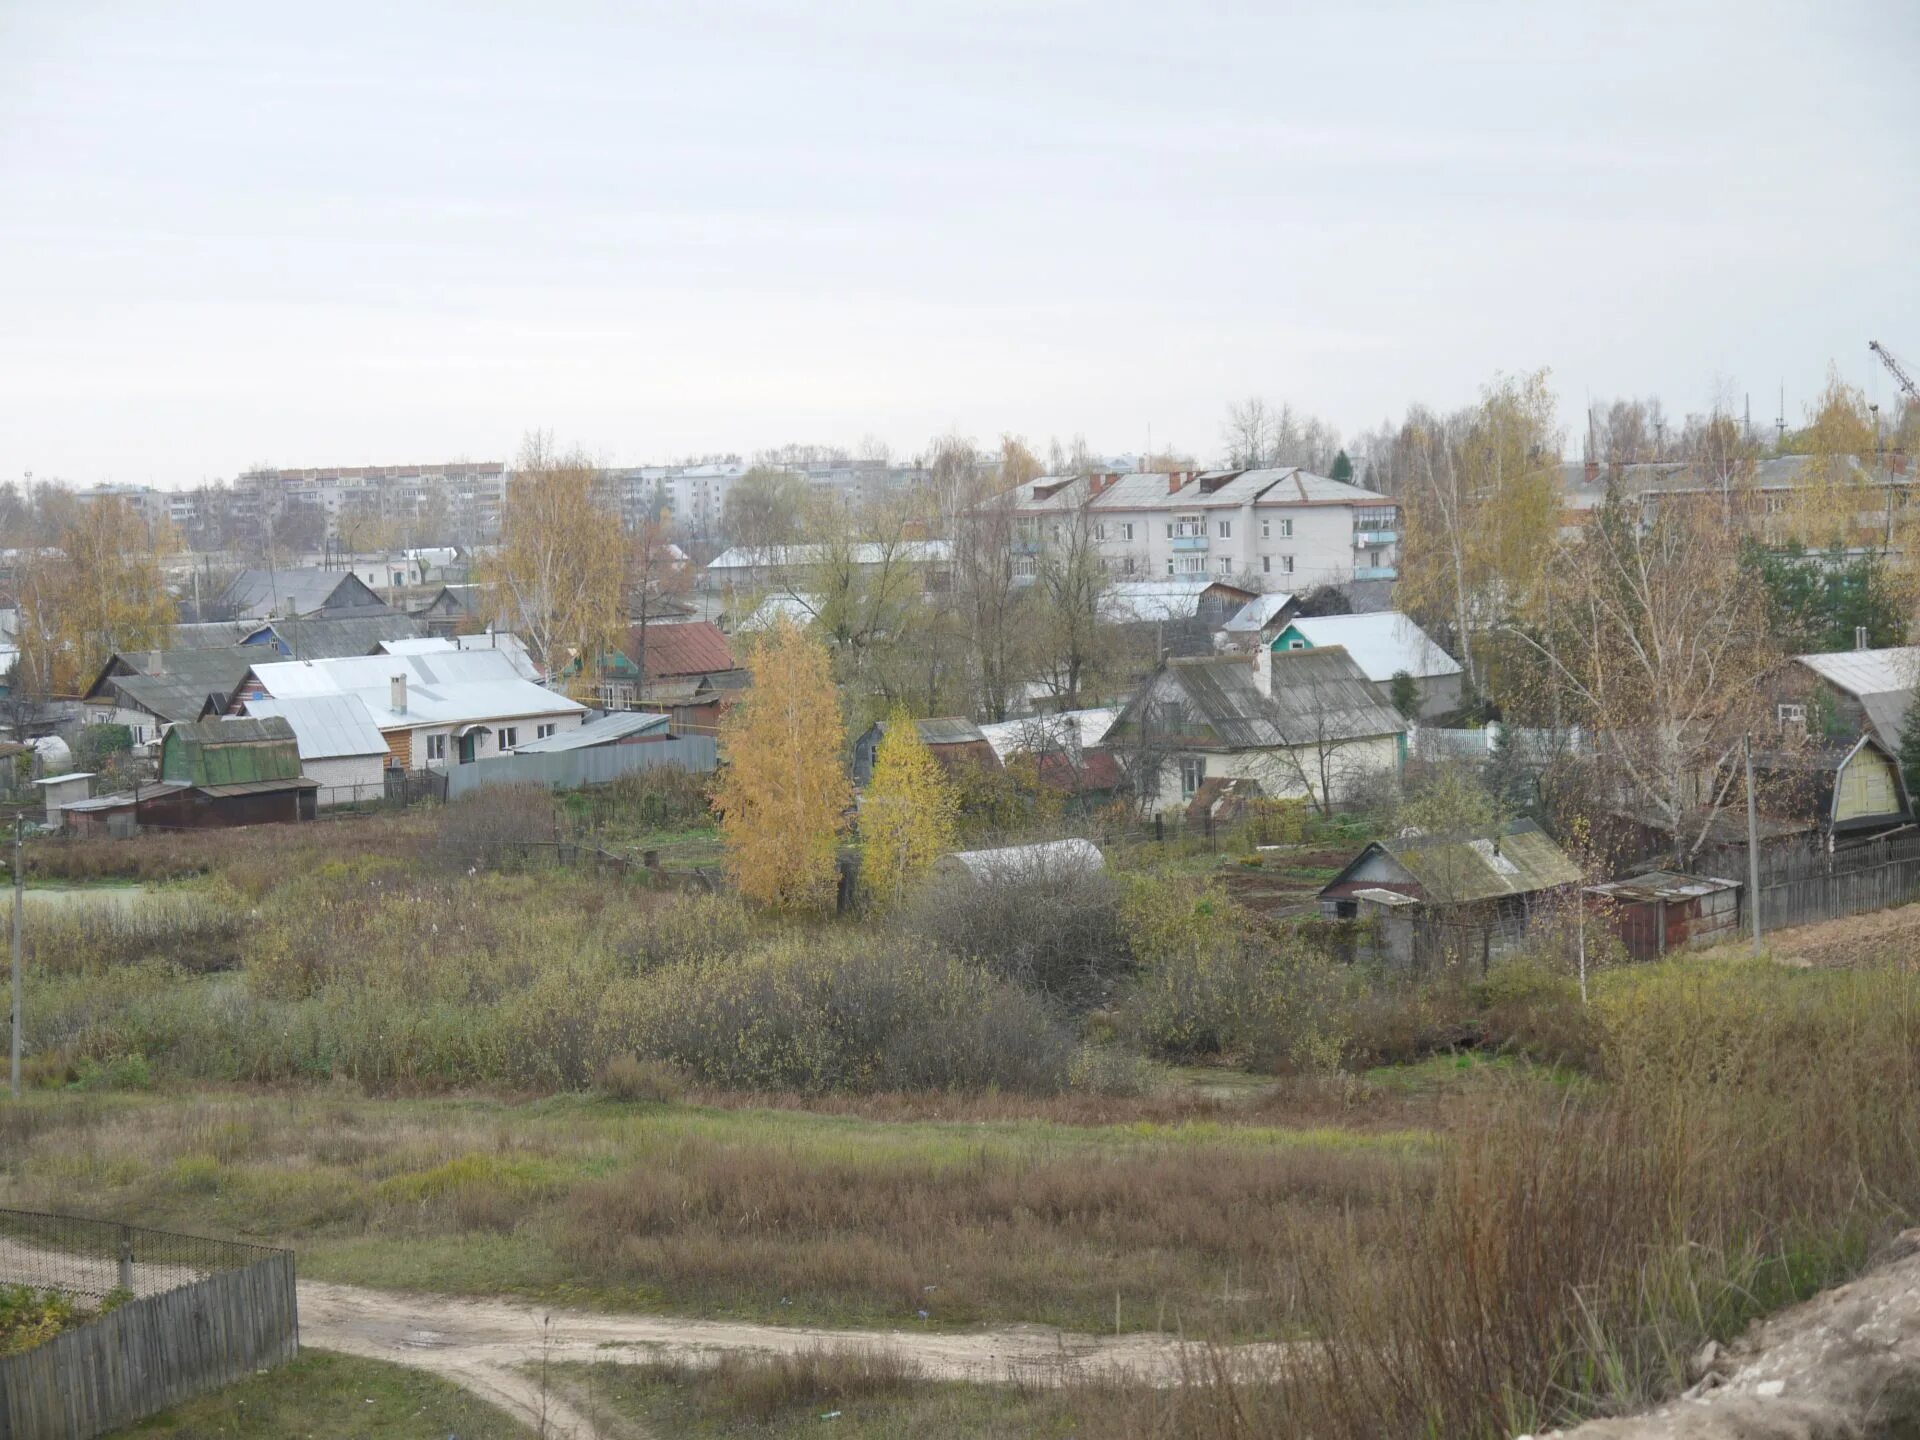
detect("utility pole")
(1744, 733), (1762, 956)
(10, 818), (21, 1100)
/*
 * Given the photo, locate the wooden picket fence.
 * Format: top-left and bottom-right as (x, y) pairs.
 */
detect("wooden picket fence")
(0, 1211), (297, 1440)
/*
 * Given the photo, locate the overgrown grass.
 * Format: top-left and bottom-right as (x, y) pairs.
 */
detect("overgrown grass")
(105, 1347), (530, 1438)
(0, 1089), (1428, 1337)
(563, 1351), (1089, 1439)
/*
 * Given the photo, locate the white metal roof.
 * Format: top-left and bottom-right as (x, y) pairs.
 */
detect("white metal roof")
(1222, 593), (1296, 633)
(977, 708), (1118, 762)
(1796, 647), (1920, 698)
(34, 772), (94, 786)
(707, 541), (951, 572)
(1279, 612), (1463, 683)
(511, 711), (670, 752)
(377, 631), (539, 681)
(736, 593), (822, 631)
(241, 694), (389, 759)
(1099, 578), (1217, 624)
(247, 649), (585, 730)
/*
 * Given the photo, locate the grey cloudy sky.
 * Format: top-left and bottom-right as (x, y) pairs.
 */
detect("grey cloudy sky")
(2, 1), (1915, 487)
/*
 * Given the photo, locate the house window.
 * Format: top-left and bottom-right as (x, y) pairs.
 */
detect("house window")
(1166, 558), (1175, 575)
(426, 734), (447, 762)
(1217, 556), (1233, 574)
(1276, 555), (1295, 574)
(1180, 756), (1206, 798)
(537, 723), (556, 739)
(498, 727), (518, 750)
(1122, 556), (1138, 575)
(1777, 703), (1807, 730)
(1264, 517), (1293, 538)
(1093, 523), (1106, 541)
(1261, 556), (1271, 574)
(1173, 514), (1203, 537)
(1178, 555), (1206, 573)
(1218, 520), (1231, 539)
(1288, 639), (1307, 650)
(1261, 518), (1269, 539)
(1121, 523), (1134, 541)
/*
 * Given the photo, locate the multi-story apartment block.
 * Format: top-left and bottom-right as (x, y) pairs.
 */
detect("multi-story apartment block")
(1000, 468), (1398, 590)
(234, 463), (509, 544)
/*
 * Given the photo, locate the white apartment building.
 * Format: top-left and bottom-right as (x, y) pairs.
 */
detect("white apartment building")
(235, 463), (509, 542)
(1002, 468), (1397, 590)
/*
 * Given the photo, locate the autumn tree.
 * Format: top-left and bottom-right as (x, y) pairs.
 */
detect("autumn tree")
(1029, 485), (1112, 709)
(18, 499), (176, 697)
(1782, 368), (1878, 549)
(487, 433), (626, 684)
(712, 618), (851, 913)
(860, 709), (959, 908)
(1396, 370), (1562, 693)
(721, 465), (808, 551)
(1510, 493), (1775, 865)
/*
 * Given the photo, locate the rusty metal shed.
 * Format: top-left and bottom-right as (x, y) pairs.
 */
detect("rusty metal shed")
(1584, 870), (1742, 961)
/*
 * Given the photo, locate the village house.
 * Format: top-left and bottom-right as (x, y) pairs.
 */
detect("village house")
(1105, 644), (1406, 816)
(1267, 611), (1465, 720)
(1318, 819), (1583, 968)
(216, 568), (394, 622)
(229, 649), (585, 771)
(587, 621), (748, 735)
(851, 716), (1003, 787)
(507, 711), (673, 753)
(1769, 645), (1920, 753)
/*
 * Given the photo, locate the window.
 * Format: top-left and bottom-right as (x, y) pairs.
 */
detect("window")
(498, 727), (518, 750)
(1013, 555), (1038, 578)
(1180, 756), (1207, 798)
(1165, 558), (1175, 575)
(1121, 523), (1134, 541)
(1353, 506), (1396, 532)
(1276, 517), (1293, 538)
(1122, 556), (1138, 574)
(1172, 514), (1204, 537)
(536, 723), (557, 740)
(1178, 555), (1206, 573)
(1288, 639), (1307, 650)
(1093, 523), (1106, 541)
(1777, 703), (1807, 729)
(1261, 556), (1270, 574)
(1217, 520), (1231, 539)
(1217, 556), (1233, 574)
(1261, 518), (1269, 539)
(426, 734), (447, 762)
(1276, 555), (1295, 574)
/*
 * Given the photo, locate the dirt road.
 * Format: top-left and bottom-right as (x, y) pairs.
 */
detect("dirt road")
(299, 1279), (1283, 1438)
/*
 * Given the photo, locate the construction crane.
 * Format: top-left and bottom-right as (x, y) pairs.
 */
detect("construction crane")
(1870, 340), (1919, 403)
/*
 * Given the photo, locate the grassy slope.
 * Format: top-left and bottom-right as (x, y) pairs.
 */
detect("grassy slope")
(107, 1349), (529, 1438)
(0, 1087), (1435, 1339)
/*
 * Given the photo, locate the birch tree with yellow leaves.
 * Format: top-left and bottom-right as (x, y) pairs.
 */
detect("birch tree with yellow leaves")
(1395, 371), (1562, 696)
(487, 433), (626, 685)
(713, 617), (851, 914)
(860, 709), (958, 909)
(17, 498), (175, 696)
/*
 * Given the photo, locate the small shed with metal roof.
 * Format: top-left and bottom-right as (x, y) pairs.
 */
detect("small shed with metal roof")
(510, 711), (671, 753)
(1584, 870), (1742, 961)
(932, 838), (1106, 887)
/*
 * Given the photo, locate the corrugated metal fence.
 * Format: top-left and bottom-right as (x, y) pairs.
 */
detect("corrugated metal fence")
(0, 1209), (298, 1440)
(446, 735), (718, 798)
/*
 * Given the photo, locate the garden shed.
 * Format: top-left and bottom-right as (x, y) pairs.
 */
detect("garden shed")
(1583, 870), (1742, 961)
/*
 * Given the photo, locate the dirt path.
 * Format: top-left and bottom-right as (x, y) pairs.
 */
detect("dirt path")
(299, 1278), (1282, 1439)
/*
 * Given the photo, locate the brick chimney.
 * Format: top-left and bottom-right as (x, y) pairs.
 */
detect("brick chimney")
(390, 673), (407, 715)
(1167, 471), (1191, 495)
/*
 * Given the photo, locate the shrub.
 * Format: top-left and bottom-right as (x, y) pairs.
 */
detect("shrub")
(606, 765), (711, 829)
(899, 861), (1128, 1007)
(599, 935), (1076, 1093)
(436, 785), (560, 867)
(596, 1054), (688, 1103)
(1120, 939), (1348, 1072)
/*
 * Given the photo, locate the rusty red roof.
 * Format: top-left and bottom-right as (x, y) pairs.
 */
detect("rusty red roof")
(634, 621), (739, 680)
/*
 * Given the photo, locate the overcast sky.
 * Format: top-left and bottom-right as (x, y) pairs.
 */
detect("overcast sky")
(2, 1), (1915, 488)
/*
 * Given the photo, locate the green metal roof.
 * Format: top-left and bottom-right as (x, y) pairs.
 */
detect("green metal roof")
(160, 716), (304, 788)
